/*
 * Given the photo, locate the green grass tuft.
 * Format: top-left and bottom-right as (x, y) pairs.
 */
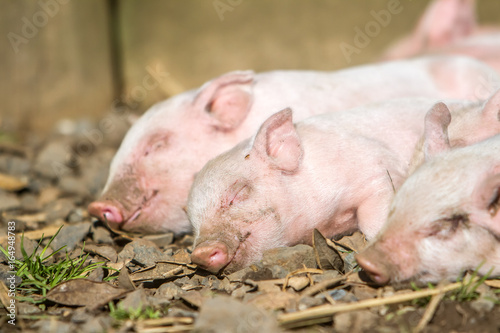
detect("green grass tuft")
(108, 301), (162, 321)
(0, 226), (104, 302)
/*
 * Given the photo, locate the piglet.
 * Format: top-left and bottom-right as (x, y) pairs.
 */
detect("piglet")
(382, 0), (500, 74)
(188, 100), (444, 274)
(356, 105), (500, 285)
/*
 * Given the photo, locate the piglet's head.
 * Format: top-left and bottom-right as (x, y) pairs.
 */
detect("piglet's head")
(188, 108), (304, 274)
(357, 103), (500, 285)
(88, 70), (256, 235)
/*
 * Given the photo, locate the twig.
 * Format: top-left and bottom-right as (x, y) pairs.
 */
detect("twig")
(413, 284), (447, 333)
(136, 317), (194, 333)
(282, 268), (323, 291)
(278, 281), (466, 329)
(136, 325), (195, 333)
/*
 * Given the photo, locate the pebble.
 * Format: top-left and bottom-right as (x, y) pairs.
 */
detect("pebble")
(45, 198), (76, 222)
(0, 190), (21, 211)
(31, 319), (72, 333)
(59, 176), (89, 197)
(155, 282), (184, 300)
(91, 225), (114, 244)
(261, 244), (317, 271)
(194, 296), (281, 333)
(117, 238), (168, 267)
(143, 233), (174, 248)
(118, 288), (151, 312)
(20, 193), (41, 212)
(50, 222), (91, 252)
(0, 155), (31, 177)
(34, 140), (72, 180)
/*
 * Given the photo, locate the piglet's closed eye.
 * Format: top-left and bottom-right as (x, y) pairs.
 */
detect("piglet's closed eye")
(223, 183), (251, 208)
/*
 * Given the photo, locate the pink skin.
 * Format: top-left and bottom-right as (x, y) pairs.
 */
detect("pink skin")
(356, 105), (500, 285)
(382, 0), (500, 74)
(189, 101), (443, 274)
(88, 57), (499, 235)
(408, 88), (500, 172)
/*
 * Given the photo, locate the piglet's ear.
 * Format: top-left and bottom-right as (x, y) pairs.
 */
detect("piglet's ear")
(424, 102), (452, 161)
(472, 171), (500, 236)
(414, 0), (476, 48)
(481, 88), (500, 122)
(194, 70), (255, 130)
(252, 108), (303, 173)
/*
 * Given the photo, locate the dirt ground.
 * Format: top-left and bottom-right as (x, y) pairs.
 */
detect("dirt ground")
(0, 128), (499, 332)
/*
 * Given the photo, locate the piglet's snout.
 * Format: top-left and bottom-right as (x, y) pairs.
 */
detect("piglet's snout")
(88, 201), (124, 226)
(191, 241), (230, 274)
(355, 252), (391, 286)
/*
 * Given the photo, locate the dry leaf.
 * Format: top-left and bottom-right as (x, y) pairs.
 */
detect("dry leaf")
(181, 290), (205, 308)
(117, 266), (136, 291)
(312, 229), (344, 273)
(0, 173), (28, 191)
(46, 279), (128, 307)
(130, 262), (191, 282)
(84, 244), (118, 263)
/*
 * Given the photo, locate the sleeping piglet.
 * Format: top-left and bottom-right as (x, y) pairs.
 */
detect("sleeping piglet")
(188, 100), (443, 274)
(356, 104), (500, 285)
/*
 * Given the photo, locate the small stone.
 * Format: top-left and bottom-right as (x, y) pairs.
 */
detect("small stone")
(31, 319), (72, 333)
(38, 187), (61, 207)
(298, 296), (324, 311)
(87, 266), (104, 282)
(68, 207), (87, 223)
(79, 315), (113, 333)
(178, 234), (194, 247)
(226, 266), (255, 281)
(50, 222), (91, 252)
(143, 233), (174, 248)
(200, 275), (221, 290)
(261, 244), (316, 271)
(267, 264), (289, 279)
(0, 190), (21, 211)
(312, 270), (341, 283)
(118, 288), (150, 312)
(34, 140), (71, 180)
(287, 276), (310, 291)
(0, 264), (22, 286)
(155, 282), (184, 300)
(45, 198), (75, 222)
(231, 285), (253, 298)
(20, 193), (41, 212)
(117, 239), (167, 267)
(194, 296), (280, 333)
(471, 298), (495, 313)
(59, 176), (89, 196)
(18, 302), (42, 315)
(0, 155), (31, 177)
(92, 226), (114, 244)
